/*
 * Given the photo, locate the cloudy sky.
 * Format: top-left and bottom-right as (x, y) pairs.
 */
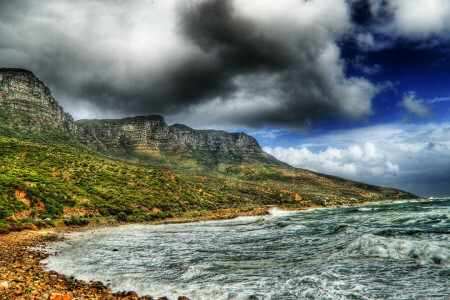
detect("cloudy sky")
(1, 0), (450, 197)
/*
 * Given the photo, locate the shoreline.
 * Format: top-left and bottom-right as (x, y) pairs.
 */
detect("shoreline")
(0, 198), (435, 299)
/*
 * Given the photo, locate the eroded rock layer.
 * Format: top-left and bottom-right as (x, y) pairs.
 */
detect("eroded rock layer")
(0, 68), (75, 133)
(170, 124), (262, 156)
(75, 116), (179, 153)
(0, 68), (264, 162)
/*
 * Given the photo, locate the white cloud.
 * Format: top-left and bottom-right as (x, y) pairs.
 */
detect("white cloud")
(366, 0), (450, 40)
(247, 129), (288, 140)
(430, 96), (450, 103)
(401, 91), (432, 119)
(264, 122), (450, 197)
(264, 142), (399, 181)
(390, 0), (450, 38)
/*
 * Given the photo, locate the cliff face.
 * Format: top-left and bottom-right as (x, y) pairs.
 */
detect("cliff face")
(0, 68), (265, 165)
(74, 117), (263, 157)
(169, 124), (262, 156)
(0, 68), (75, 133)
(75, 115), (180, 153)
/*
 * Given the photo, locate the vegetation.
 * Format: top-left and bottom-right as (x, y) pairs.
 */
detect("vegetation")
(0, 137), (308, 230)
(0, 71), (417, 234)
(0, 105), (416, 232)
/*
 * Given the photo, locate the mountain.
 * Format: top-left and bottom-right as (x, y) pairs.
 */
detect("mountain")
(0, 68), (417, 229)
(0, 68), (74, 133)
(75, 115), (280, 169)
(0, 68), (278, 168)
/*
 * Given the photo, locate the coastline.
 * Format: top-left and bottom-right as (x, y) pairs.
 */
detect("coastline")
(0, 198), (431, 299)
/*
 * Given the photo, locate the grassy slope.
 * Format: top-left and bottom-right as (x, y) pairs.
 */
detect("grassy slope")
(0, 136), (306, 229)
(218, 163), (416, 205)
(0, 119), (417, 232)
(94, 144), (416, 207)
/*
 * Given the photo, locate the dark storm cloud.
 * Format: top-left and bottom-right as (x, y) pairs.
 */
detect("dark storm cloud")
(348, 0), (392, 25)
(172, 0), (377, 129)
(0, 0), (376, 129)
(179, 0), (298, 71)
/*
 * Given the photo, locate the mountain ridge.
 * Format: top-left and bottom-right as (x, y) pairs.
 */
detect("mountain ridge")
(0, 67), (418, 228)
(1, 68), (278, 167)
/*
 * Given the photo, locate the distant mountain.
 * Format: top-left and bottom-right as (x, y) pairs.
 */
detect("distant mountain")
(0, 68), (280, 168)
(0, 68), (417, 227)
(74, 115), (283, 168)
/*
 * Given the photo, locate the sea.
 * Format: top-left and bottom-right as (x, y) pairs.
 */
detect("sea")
(43, 199), (449, 299)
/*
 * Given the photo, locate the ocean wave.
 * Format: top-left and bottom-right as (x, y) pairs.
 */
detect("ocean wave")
(268, 207), (299, 217)
(346, 233), (450, 265)
(375, 229), (435, 238)
(357, 207), (374, 211)
(285, 274), (370, 300)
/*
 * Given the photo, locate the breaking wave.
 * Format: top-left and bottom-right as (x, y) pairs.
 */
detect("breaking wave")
(44, 199), (450, 299)
(347, 233), (449, 265)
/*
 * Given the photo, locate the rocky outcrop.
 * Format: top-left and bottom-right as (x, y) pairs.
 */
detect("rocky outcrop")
(74, 117), (263, 158)
(169, 123), (262, 156)
(75, 115), (180, 153)
(0, 68), (75, 133)
(0, 68), (265, 164)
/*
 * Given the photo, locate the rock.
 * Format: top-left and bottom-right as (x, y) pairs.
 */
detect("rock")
(47, 293), (70, 300)
(157, 297), (169, 300)
(0, 281), (9, 289)
(48, 293), (65, 300)
(128, 290), (139, 297)
(74, 116), (264, 162)
(62, 294), (71, 300)
(170, 123), (262, 156)
(0, 68), (75, 134)
(178, 297), (191, 300)
(0, 68), (272, 168)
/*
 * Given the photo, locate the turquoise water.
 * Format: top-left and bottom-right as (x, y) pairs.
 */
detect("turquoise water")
(44, 199), (449, 299)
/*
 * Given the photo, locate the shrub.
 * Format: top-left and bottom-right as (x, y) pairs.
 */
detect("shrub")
(63, 216), (89, 226)
(116, 212), (127, 222)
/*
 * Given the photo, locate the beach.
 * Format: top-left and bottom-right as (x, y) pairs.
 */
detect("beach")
(1, 199), (439, 300)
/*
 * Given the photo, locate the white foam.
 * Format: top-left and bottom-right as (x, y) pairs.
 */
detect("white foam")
(268, 207), (299, 217)
(347, 234), (450, 266)
(357, 207), (374, 211)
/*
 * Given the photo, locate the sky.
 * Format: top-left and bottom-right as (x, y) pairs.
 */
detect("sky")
(0, 0), (449, 197)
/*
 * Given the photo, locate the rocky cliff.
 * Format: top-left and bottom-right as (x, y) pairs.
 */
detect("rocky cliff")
(74, 117), (264, 159)
(75, 115), (180, 153)
(169, 123), (262, 156)
(0, 68), (75, 134)
(0, 68), (267, 166)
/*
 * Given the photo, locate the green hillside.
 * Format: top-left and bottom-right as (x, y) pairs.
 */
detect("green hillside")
(0, 137), (304, 230)
(0, 134), (416, 232)
(0, 68), (418, 232)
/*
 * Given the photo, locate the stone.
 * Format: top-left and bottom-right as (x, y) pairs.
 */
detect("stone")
(62, 294), (71, 300)
(0, 68), (275, 168)
(48, 293), (65, 300)
(0, 281), (9, 289)
(0, 68), (75, 134)
(128, 291), (139, 297)
(170, 123), (262, 156)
